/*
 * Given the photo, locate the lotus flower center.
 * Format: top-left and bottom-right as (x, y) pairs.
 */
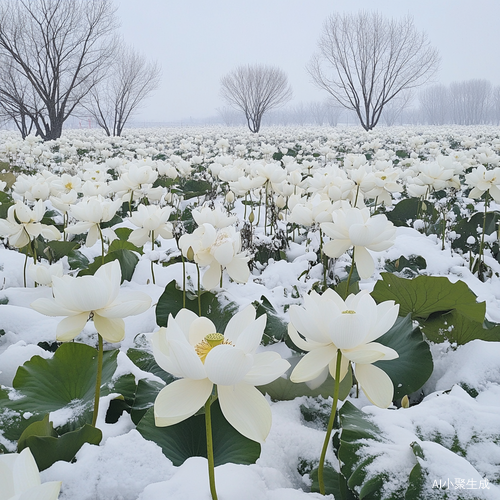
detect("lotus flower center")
(195, 333), (232, 363)
(342, 310), (356, 314)
(214, 230), (231, 247)
(65, 182), (73, 190)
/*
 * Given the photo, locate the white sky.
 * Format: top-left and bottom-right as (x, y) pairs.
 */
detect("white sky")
(117, 0), (500, 122)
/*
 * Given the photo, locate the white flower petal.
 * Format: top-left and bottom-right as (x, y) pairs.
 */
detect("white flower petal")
(343, 342), (398, 364)
(13, 448), (41, 492)
(31, 298), (76, 317)
(354, 245), (375, 279)
(97, 291), (151, 318)
(202, 262), (221, 290)
(188, 317), (216, 346)
(225, 255), (250, 283)
(224, 305), (256, 342)
(56, 313), (89, 341)
(93, 315), (125, 343)
(234, 313), (266, 353)
(243, 352), (290, 386)
(290, 345), (338, 383)
(355, 363), (394, 408)
(204, 344), (253, 385)
(213, 240), (234, 266)
(167, 338), (207, 380)
(154, 378), (213, 426)
(18, 481), (62, 500)
(218, 383), (272, 443)
(174, 309), (201, 339)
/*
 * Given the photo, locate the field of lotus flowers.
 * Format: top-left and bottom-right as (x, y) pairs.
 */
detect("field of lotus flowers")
(0, 125), (500, 499)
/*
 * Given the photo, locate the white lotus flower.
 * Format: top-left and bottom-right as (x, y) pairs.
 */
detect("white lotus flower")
(0, 447), (61, 500)
(65, 196), (121, 247)
(127, 204), (173, 247)
(465, 165), (500, 202)
(151, 306), (290, 443)
(320, 205), (396, 279)
(192, 205), (237, 228)
(179, 223), (250, 290)
(28, 261), (64, 286)
(0, 200), (61, 248)
(288, 289), (399, 408)
(288, 194), (334, 227)
(31, 260), (151, 342)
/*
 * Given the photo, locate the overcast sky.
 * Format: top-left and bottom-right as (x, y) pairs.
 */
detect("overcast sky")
(117, 0), (500, 123)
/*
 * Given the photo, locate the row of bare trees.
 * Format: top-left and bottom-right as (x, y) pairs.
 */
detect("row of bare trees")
(220, 12), (439, 132)
(419, 80), (500, 125)
(0, 0), (160, 139)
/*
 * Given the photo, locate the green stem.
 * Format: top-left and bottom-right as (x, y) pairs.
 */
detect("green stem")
(91, 333), (104, 427)
(344, 249), (356, 300)
(205, 396), (218, 500)
(150, 233), (156, 285)
(98, 225), (105, 265)
(320, 227), (327, 291)
(478, 192), (489, 274)
(181, 253), (186, 308)
(23, 251), (28, 287)
(264, 182), (269, 236)
(318, 350), (343, 495)
(196, 263), (202, 316)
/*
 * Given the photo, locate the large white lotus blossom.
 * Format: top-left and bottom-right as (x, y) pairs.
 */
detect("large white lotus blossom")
(288, 194), (334, 227)
(151, 306), (290, 443)
(179, 223), (250, 290)
(127, 204), (174, 247)
(191, 205), (237, 228)
(0, 200), (61, 248)
(465, 165), (500, 203)
(288, 289), (399, 408)
(0, 447), (61, 500)
(65, 196), (122, 247)
(320, 204), (396, 279)
(31, 260), (151, 342)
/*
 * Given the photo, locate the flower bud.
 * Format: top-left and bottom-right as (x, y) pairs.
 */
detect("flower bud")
(275, 195), (285, 209)
(249, 211), (255, 224)
(401, 395), (410, 408)
(225, 191), (235, 203)
(186, 246), (195, 261)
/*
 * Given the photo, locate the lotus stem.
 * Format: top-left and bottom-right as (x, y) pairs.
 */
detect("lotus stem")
(478, 192), (489, 275)
(318, 350), (343, 495)
(181, 253), (186, 308)
(319, 227), (327, 291)
(151, 233), (156, 285)
(98, 225), (105, 265)
(196, 263), (201, 316)
(91, 333), (104, 428)
(344, 249), (356, 300)
(205, 396), (218, 500)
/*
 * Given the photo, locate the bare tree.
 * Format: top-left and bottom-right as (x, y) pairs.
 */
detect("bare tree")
(308, 12), (439, 131)
(0, 0), (118, 140)
(419, 84), (449, 125)
(449, 79), (492, 125)
(220, 64), (292, 133)
(0, 56), (42, 137)
(84, 45), (161, 136)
